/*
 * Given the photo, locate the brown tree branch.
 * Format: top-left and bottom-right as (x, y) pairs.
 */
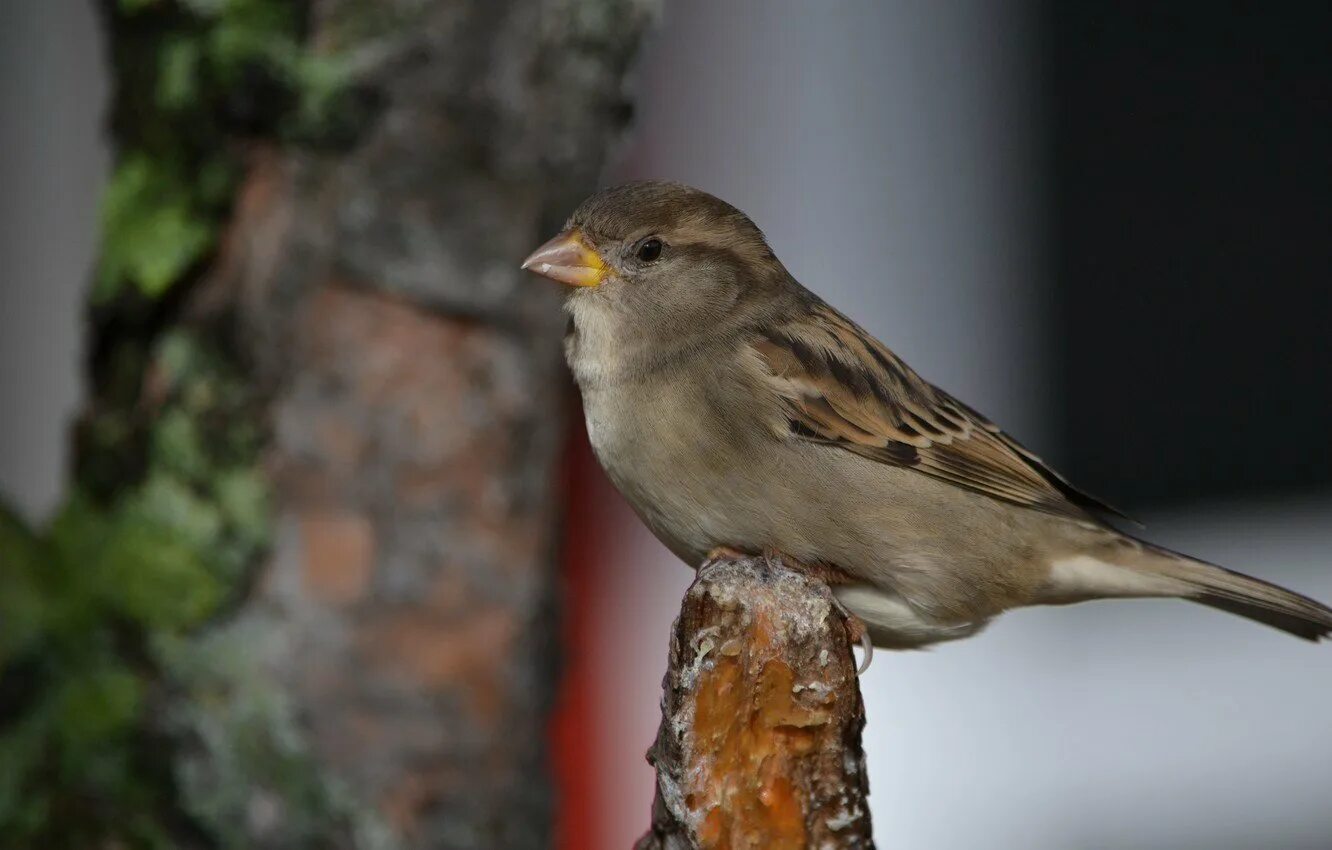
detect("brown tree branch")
(637, 556), (876, 850)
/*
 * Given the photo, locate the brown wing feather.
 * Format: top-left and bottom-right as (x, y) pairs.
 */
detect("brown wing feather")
(754, 303), (1130, 523)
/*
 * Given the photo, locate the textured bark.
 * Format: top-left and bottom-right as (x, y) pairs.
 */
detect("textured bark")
(636, 557), (876, 850)
(75, 1), (654, 847)
(200, 4), (653, 846)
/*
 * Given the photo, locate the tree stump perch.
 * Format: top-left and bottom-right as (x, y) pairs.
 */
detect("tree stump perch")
(637, 556), (876, 850)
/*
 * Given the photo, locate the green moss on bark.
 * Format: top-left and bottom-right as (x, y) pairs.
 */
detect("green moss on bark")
(0, 327), (271, 847)
(3, 0), (656, 845)
(158, 625), (400, 850)
(96, 0), (373, 303)
(0, 4), (386, 843)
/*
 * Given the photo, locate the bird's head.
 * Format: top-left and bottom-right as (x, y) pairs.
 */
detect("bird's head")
(521, 181), (788, 352)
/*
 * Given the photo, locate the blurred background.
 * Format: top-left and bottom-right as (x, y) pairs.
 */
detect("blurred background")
(2, 2), (1329, 849)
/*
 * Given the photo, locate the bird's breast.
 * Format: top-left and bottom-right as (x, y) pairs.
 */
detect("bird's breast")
(577, 366), (777, 565)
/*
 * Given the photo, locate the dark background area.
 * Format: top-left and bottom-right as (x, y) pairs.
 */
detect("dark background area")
(1042, 2), (1331, 508)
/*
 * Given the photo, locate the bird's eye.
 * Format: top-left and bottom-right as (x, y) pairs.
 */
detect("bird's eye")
(635, 237), (664, 263)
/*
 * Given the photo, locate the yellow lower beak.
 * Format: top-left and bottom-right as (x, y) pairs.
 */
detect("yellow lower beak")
(520, 230), (608, 287)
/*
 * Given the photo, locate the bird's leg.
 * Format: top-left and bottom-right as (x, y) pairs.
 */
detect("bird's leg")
(831, 595), (874, 676)
(704, 545), (750, 566)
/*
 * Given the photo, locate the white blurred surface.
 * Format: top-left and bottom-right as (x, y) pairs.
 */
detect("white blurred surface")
(860, 496), (1332, 850)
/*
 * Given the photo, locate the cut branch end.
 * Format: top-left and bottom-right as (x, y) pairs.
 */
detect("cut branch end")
(636, 555), (875, 849)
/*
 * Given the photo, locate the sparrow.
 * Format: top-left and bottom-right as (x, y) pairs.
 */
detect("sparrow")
(522, 180), (1332, 661)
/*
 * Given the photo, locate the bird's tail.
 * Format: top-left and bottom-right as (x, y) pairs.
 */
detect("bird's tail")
(1121, 540), (1332, 641)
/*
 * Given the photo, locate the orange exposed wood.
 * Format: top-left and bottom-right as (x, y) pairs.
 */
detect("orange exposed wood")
(637, 557), (875, 849)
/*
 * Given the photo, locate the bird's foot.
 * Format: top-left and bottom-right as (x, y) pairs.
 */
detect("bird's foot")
(758, 546), (873, 675)
(830, 594), (874, 676)
(701, 545), (873, 673)
(704, 545), (750, 565)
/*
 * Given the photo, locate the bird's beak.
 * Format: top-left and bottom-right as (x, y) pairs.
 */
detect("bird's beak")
(520, 229), (609, 287)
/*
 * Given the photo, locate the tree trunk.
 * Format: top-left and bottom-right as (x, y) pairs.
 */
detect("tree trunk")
(0, 1), (650, 848)
(636, 556), (876, 850)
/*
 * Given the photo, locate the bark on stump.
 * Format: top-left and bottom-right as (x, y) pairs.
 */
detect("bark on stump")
(637, 556), (876, 850)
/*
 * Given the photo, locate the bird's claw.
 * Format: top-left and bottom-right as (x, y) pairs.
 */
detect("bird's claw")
(851, 617), (874, 676)
(831, 594), (874, 676)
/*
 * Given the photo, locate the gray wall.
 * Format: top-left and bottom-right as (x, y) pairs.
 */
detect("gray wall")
(0, 1), (106, 521)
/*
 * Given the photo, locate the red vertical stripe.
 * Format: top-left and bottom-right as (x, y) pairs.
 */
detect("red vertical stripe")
(550, 424), (604, 850)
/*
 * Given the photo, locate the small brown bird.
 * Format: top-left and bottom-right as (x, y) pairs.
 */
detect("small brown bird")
(523, 180), (1332, 659)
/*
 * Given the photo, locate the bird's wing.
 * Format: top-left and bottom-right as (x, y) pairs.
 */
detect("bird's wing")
(752, 302), (1129, 523)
